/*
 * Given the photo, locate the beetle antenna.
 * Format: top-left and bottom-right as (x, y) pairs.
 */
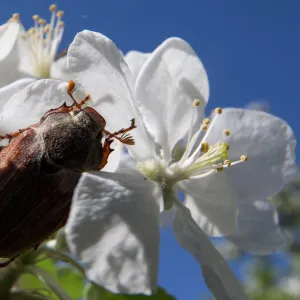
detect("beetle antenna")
(67, 80), (91, 109)
(67, 80), (81, 109)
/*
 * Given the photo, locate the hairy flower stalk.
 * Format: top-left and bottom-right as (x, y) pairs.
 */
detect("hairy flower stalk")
(0, 264), (23, 298)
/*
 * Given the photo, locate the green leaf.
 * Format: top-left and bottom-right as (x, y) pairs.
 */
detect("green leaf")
(84, 283), (176, 300)
(18, 259), (58, 295)
(41, 245), (85, 275)
(9, 290), (50, 300)
(18, 255), (84, 299)
(25, 266), (73, 300)
(57, 267), (84, 299)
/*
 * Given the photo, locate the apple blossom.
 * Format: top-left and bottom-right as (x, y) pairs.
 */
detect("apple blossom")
(0, 31), (297, 300)
(63, 33), (297, 298)
(0, 4), (66, 87)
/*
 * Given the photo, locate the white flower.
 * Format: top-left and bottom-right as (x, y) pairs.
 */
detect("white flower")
(0, 4), (66, 87)
(126, 50), (298, 255)
(63, 35), (297, 298)
(0, 31), (297, 299)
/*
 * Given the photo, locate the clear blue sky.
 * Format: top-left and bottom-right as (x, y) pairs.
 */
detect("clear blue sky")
(1, 0), (299, 299)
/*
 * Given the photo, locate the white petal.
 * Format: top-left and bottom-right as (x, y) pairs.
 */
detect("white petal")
(0, 79), (69, 133)
(101, 141), (122, 172)
(181, 172), (237, 237)
(51, 56), (68, 80)
(0, 21), (20, 60)
(0, 78), (36, 115)
(65, 171), (161, 294)
(117, 153), (164, 212)
(67, 30), (155, 161)
(17, 34), (34, 76)
(124, 51), (150, 84)
(227, 200), (287, 254)
(135, 37), (209, 161)
(207, 108), (299, 202)
(173, 205), (249, 300)
(0, 23), (28, 87)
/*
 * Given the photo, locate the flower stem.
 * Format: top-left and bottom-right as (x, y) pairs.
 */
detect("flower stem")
(0, 262), (23, 298)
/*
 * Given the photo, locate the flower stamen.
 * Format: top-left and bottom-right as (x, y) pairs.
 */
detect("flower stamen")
(20, 4), (65, 78)
(137, 101), (248, 208)
(182, 107), (223, 169)
(223, 129), (230, 136)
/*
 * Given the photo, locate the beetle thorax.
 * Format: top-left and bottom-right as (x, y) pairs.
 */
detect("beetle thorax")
(36, 110), (103, 172)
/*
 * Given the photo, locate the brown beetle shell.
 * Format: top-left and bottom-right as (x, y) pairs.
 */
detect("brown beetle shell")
(0, 105), (106, 258)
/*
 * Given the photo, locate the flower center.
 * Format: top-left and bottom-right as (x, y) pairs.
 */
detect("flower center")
(11, 5), (64, 78)
(137, 101), (248, 209)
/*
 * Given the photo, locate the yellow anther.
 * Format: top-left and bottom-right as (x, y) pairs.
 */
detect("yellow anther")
(224, 159), (232, 167)
(32, 14), (39, 21)
(216, 166), (224, 173)
(49, 4), (57, 11)
(39, 19), (46, 25)
(27, 28), (35, 34)
(12, 13), (20, 21)
(44, 24), (50, 32)
(56, 10), (64, 17)
(193, 99), (200, 107)
(240, 155), (248, 162)
(200, 142), (209, 153)
(215, 107), (223, 114)
(202, 125), (208, 131)
(223, 129), (230, 136)
(203, 118), (210, 125)
(59, 21), (65, 27)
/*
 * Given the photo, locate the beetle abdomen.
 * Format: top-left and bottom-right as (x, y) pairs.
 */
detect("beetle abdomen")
(0, 130), (80, 257)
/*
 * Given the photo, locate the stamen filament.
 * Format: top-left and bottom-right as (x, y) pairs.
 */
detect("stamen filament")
(21, 5), (64, 78)
(179, 100), (202, 165)
(183, 109), (222, 168)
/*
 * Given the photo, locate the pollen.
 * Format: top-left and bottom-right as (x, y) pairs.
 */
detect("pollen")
(57, 11), (64, 17)
(223, 129), (230, 136)
(216, 164), (224, 172)
(200, 142), (209, 153)
(32, 14), (39, 21)
(44, 24), (50, 32)
(224, 159), (232, 167)
(38, 19), (46, 25)
(193, 99), (201, 107)
(203, 118), (210, 125)
(12, 13), (20, 21)
(215, 107), (223, 114)
(240, 155), (248, 162)
(202, 125), (208, 131)
(49, 4), (57, 11)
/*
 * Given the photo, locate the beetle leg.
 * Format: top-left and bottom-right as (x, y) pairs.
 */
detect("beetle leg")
(104, 118), (136, 145)
(97, 138), (114, 170)
(0, 255), (18, 268)
(0, 123), (39, 143)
